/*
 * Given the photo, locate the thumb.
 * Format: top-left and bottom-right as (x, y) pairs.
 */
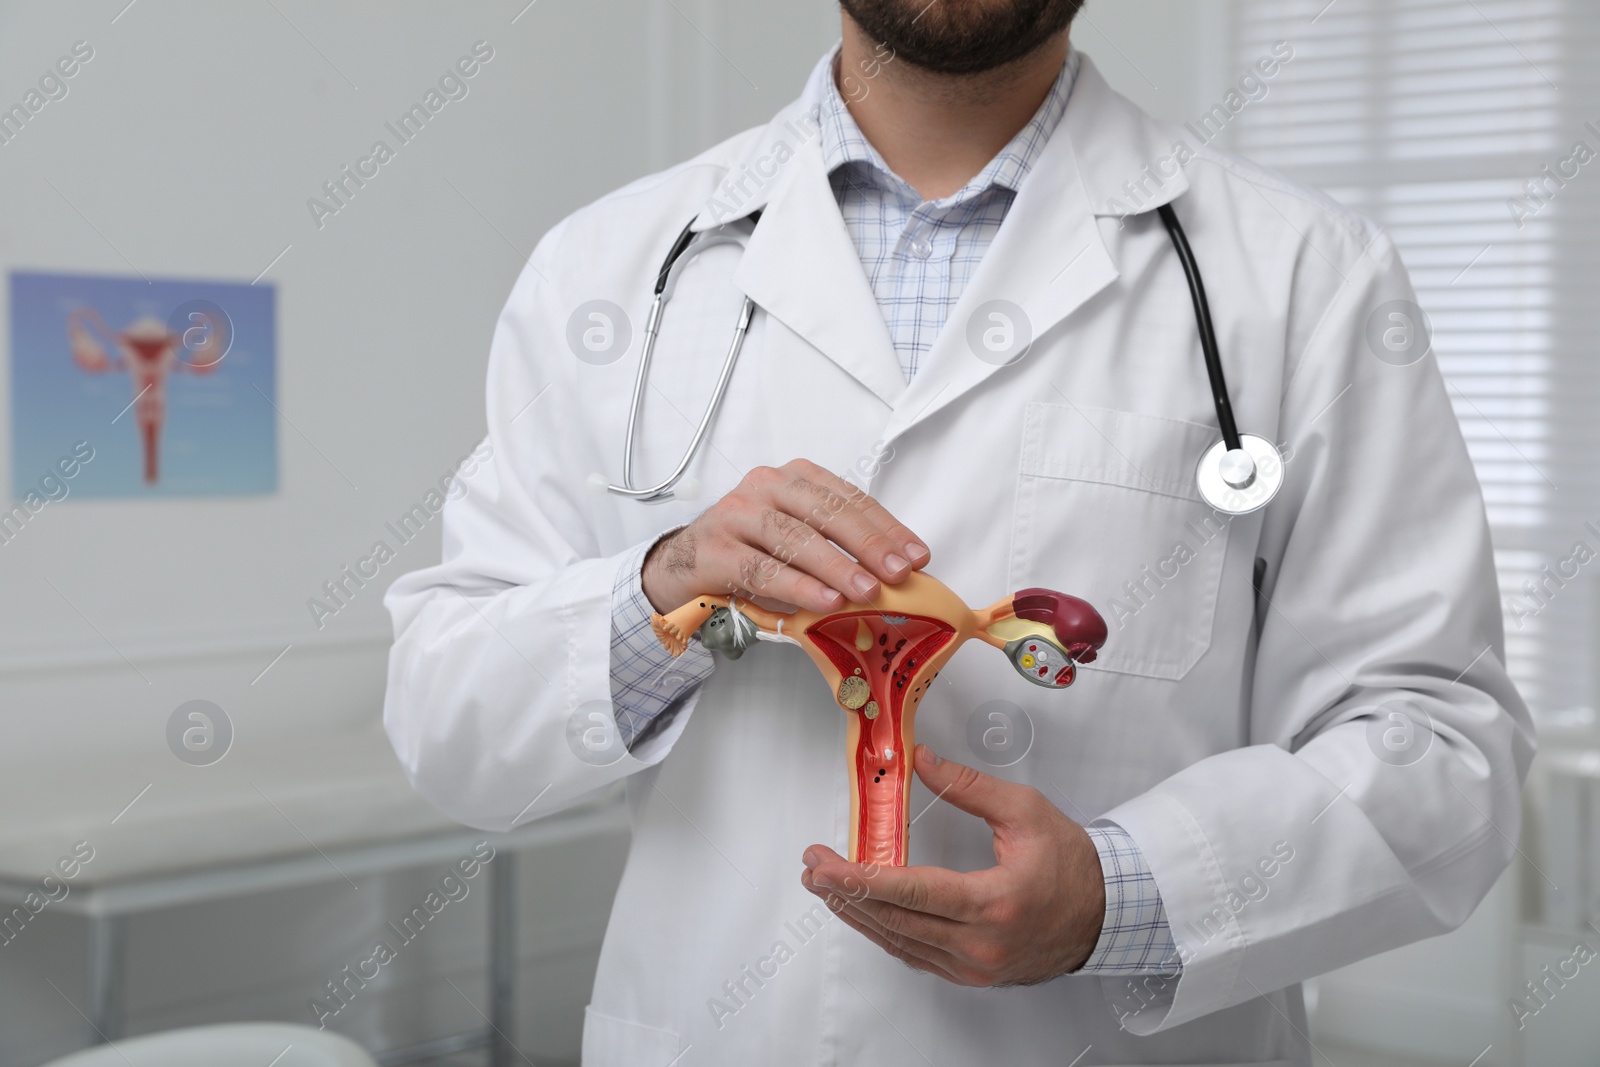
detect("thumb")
(913, 743), (1031, 829)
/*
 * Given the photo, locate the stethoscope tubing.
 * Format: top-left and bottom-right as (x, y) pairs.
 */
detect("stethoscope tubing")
(609, 200), (1271, 512)
(610, 213), (760, 501)
(1157, 202), (1243, 454)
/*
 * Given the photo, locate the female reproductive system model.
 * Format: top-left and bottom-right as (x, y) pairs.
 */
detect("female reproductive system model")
(650, 570), (1108, 868)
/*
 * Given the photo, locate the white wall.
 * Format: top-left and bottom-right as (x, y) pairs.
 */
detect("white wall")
(0, 2), (820, 1062)
(0, 1), (1522, 1064)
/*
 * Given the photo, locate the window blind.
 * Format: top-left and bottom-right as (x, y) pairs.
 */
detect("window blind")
(1225, 0), (1600, 720)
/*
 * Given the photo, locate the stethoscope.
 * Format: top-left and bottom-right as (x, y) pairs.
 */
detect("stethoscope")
(604, 200), (1284, 516)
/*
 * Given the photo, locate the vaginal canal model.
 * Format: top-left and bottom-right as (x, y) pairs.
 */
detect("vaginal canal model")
(650, 570), (1108, 867)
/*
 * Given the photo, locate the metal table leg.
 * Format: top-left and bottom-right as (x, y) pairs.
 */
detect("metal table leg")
(490, 855), (517, 1067)
(86, 913), (127, 1043)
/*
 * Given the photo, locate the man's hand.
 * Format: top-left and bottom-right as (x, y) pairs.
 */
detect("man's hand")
(641, 458), (929, 615)
(800, 744), (1105, 986)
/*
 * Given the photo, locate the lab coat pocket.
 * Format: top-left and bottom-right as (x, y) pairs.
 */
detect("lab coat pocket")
(581, 1005), (681, 1067)
(1010, 403), (1231, 681)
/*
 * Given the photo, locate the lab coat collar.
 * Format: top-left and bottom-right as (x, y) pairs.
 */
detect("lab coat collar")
(689, 51), (1194, 423)
(1067, 54), (1194, 219)
(700, 48), (907, 407)
(884, 54), (1193, 440)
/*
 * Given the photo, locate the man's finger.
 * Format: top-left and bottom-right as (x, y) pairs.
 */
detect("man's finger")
(803, 870), (971, 984)
(713, 543), (844, 614)
(776, 460), (924, 585)
(830, 903), (969, 984)
(802, 844), (986, 922)
(822, 474), (930, 573)
(813, 871), (970, 946)
(912, 744), (1036, 829)
(746, 591), (801, 615)
(836, 893), (967, 948)
(732, 504), (881, 605)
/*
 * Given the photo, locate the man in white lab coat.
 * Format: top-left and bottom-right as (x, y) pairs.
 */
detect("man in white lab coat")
(384, 1), (1534, 1063)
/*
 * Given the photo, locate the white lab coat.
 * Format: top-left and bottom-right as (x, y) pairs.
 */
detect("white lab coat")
(384, 52), (1533, 1067)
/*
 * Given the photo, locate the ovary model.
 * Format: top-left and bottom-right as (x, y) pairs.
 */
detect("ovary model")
(67, 307), (227, 484)
(651, 571), (1108, 867)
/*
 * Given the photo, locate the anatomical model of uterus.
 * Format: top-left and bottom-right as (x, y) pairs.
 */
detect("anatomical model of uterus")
(68, 307), (226, 484)
(652, 571), (1108, 867)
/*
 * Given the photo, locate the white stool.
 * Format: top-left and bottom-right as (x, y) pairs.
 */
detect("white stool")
(38, 1022), (378, 1067)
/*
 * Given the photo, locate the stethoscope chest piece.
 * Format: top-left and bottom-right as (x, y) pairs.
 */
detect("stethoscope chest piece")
(1195, 434), (1284, 516)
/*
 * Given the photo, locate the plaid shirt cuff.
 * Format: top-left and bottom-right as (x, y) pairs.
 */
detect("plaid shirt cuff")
(609, 539), (716, 749)
(1078, 822), (1181, 976)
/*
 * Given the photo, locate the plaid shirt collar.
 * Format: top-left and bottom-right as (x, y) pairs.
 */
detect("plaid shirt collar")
(818, 44), (1080, 209)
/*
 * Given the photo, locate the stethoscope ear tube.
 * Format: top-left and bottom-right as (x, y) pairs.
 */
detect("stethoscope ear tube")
(1157, 202), (1242, 454)
(655, 220), (697, 296)
(608, 212), (762, 502)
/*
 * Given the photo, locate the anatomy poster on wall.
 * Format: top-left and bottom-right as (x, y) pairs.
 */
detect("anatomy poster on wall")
(10, 271), (277, 498)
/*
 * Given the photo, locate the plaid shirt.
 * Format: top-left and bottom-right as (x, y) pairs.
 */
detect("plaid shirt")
(608, 45), (1177, 977)
(823, 46), (1078, 378)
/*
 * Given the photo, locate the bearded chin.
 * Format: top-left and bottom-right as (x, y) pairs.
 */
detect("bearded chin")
(838, 0), (1081, 76)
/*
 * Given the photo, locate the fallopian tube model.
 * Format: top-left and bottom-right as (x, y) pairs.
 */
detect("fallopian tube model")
(651, 571), (1108, 867)
(67, 307), (228, 484)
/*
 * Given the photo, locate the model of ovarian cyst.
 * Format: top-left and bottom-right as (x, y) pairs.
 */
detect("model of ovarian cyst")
(650, 570), (1107, 867)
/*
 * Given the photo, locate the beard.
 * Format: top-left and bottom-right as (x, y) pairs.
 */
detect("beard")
(838, 0), (1083, 76)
